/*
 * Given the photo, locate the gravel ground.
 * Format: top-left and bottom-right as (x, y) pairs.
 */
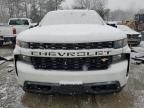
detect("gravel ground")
(0, 45), (144, 108)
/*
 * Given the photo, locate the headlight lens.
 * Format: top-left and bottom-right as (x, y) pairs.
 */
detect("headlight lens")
(16, 40), (29, 48)
(138, 34), (142, 38)
(114, 38), (127, 49)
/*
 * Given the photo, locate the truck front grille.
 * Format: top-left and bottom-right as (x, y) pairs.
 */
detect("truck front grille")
(31, 56), (112, 71)
(28, 42), (114, 50)
(127, 34), (139, 39)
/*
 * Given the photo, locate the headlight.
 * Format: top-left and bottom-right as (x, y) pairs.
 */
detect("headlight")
(138, 34), (142, 38)
(16, 40), (29, 48)
(114, 38), (127, 49)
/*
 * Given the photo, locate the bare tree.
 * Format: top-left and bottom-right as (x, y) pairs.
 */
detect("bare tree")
(74, 0), (91, 9)
(92, 0), (107, 18)
(0, 0), (64, 23)
(109, 9), (135, 21)
(72, 0), (107, 18)
(55, 0), (64, 10)
(24, 0), (28, 17)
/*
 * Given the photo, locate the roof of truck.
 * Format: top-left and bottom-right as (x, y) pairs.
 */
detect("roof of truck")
(48, 10), (97, 15)
(9, 18), (31, 20)
(40, 10), (105, 26)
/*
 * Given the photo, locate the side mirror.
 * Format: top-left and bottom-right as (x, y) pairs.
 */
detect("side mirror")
(107, 23), (117, 28)
(29, 23), (39, 29)
(29, 25), (35, 29)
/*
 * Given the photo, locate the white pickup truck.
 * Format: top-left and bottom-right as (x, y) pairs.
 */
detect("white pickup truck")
(0, 18), (36, 45)
(14, 10), (131, 94)
(117, 25), (142, 46)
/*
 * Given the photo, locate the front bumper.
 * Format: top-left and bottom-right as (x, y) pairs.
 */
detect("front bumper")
(16, 60), (129, 94)
(23, 81), (123, 94)
(4, 36), (16, 42)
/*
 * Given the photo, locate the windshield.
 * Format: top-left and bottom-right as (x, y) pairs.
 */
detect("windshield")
(40, 11), (105, 26)
(117, 25), (133, 31)
(9, 19), (29, 25)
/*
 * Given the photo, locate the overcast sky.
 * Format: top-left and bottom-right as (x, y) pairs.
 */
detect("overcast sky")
(62, 0), (144, 10)
(108, 0), (144, 10)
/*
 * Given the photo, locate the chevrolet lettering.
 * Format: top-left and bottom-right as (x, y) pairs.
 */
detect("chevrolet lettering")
(31, 50), (111, 57)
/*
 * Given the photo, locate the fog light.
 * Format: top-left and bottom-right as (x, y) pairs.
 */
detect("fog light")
(18, 55), (31, 63)
(112, 54), (122, 63)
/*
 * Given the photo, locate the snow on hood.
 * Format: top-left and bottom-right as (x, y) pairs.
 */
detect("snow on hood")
(17, 24), (126, 43)
(117, 25), (140, 36)
(123, 30), (140, 35)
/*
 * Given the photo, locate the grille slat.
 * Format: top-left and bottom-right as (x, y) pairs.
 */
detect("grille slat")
(127, 34), (139, 39)
(31, 57), (112, 71)
(28, 42), (114, 50)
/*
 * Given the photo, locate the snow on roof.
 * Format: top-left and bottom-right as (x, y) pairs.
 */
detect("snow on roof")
(9, 18), (31, 20)
(48, 10), (97, 15)
(40, 10), (104, 26)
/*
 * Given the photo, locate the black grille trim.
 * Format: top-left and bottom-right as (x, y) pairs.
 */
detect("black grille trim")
(31, 56), (112, 71)
(127, 34), (139, 39)
(28, 42), (114, 50)
(23, 81), (121, 94)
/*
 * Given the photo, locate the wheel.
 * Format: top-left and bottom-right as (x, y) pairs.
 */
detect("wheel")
(12, 38), (16, 48)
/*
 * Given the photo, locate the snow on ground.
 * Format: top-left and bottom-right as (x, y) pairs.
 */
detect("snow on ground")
(131, 41), (144, 64)
(0, 60), (5, 65)
(133, 90), (144, 108)
(0, 56), (13, 61)
(0, 62), (25, 108)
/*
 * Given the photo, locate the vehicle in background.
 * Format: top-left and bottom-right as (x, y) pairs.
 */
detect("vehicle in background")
(121, 14), (144, 34)
(117, 25), (141, 46)
(0, 18), (36, 45)
(134, 14), (144, 32)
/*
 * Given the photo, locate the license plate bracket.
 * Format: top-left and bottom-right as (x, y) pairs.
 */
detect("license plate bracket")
(59, 81), (83, 86)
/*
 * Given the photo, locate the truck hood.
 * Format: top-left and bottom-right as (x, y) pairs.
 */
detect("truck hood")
(122, 30), (140, 36)
(17, 24), (126, 43)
